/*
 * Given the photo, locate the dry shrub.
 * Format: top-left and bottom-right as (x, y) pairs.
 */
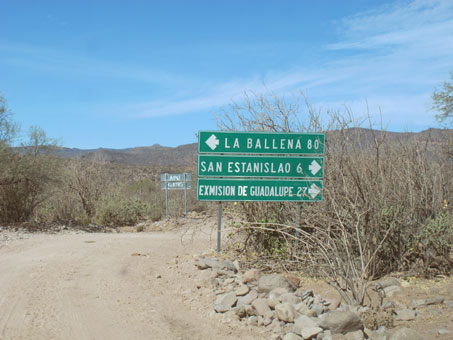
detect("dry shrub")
(219, 90), (453, 305)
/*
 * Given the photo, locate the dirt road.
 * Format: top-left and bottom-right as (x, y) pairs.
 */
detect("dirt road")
(0, 227), (262, 340)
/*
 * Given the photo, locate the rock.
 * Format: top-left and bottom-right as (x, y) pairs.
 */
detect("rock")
(325, 298), (341, 311)
(280, 292), (300, 305)
(394, 309), (416, 321)
(269, 318), (283, 333)
(304, 309), (319, 318)
(224, 278), (235, 285)
(319, 311), (363, 335)
(425, 296), (445, 305)
(438, 329), (451, 335)
(252, 298), (272, 316)
(248, 315), (259, 326)
(295, 302), (310, 314)
(331, 335), (348, 340)
(243, 269), (261, 283)
(270, 287), (290, 300)
(283, 333), (303, 340)
(259, 274), (295, 293)
(221, 259), (237, 272)
(203, 257), (221, 269)
(195, 260), (209, 270)
(412, 296), (445, 308)
(275, 302), (297, 323)
(293, 315), (319, 335)
(214, 291), (237, 313)
(235, 284), (250, 296)
(302, 327), (324, 339)
(383, 285), (401, 297)
(233, 259), (240, 272)
(237, 289), (258, 306)
(270, 334), (283, 340)
(232, 305), (246, 318)
(322, 330), (333, 340)
(264, 318), (273, 326)
(311, 303), (325, 317)
(344, 330), (364, 340)
(269, 297), (281, 309)
(286, 274), (301, 289)
(389, 327), (424, 340)
(245, 304), (258, 316)
(302, 289), (314, 300)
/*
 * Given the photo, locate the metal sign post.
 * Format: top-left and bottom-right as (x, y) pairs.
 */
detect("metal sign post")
(184, 173), (188, 217)
(217, 202), (222, 252)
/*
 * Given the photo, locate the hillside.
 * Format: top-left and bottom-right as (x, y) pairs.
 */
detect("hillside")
(40, 128), (451, 166)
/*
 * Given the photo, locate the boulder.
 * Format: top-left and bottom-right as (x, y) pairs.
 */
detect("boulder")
(252, 298), (272, 316)
(237, 289), (258, 306)
(202, 257), (221, 269)
(318, 311), (363, 335)
(235, 284), (250, 296)
(301, 326), (323, 339)
(285, 274), (301, 289)
(259, 274), (295, 293)
(268, 297), (281, 309)
(214, 291), (237, 313)
(221, 259), (237, 272)
(275, 302), (297, 323)
(269, 287), (290, 300)
(293, 315), (320, 335)
(280, 292), (300, 305)
(243, 269), (261, 283)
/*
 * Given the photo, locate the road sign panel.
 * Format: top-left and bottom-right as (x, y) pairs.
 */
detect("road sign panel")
(197, 178), (323, 202)
(198, 131), (324, 154)
(160, 173), (192, 182)
(161, 181), (192, 190)
(198, 154), (324, 178)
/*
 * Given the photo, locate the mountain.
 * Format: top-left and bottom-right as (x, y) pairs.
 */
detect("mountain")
(23, 128), (451, 166)
(53, 143), (199, 166)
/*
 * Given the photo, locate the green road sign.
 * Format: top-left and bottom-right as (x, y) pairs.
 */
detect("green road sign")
(198, 131), (325, 154)
(198, 154), (324, 178)
(197, 178), (323, 202)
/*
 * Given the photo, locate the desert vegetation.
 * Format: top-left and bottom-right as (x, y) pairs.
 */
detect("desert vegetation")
(217, 91), (452, 305)
(0, 94), (202, 228)
(1, 88), (452, 306)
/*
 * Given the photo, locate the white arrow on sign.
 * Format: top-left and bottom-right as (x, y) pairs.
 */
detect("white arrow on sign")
(308, 184), (321, 198)
(308, 160), (322, 176)
(205, 134), (219, 150)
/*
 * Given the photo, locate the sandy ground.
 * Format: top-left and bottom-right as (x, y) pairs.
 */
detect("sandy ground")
(0, 221), (263, 340)
(1, 218), (452, 340)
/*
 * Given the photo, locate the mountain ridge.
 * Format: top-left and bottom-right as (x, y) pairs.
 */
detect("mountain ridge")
(25, 128), (452, 166)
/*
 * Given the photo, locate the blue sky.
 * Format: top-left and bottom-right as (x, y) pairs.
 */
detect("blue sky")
(1, 0), (452, 149)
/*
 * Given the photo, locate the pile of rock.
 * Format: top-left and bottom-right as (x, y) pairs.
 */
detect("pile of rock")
(194, 256), (447, 340)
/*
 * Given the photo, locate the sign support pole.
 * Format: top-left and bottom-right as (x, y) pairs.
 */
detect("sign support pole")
(184, 173), (187, 217)
(165, 174), (168, 221)
(217, 202), (222, 252)
(295, 203), (301, 248)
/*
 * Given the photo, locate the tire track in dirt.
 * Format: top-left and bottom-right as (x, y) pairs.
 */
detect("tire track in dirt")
(0, 231), (262, 340)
